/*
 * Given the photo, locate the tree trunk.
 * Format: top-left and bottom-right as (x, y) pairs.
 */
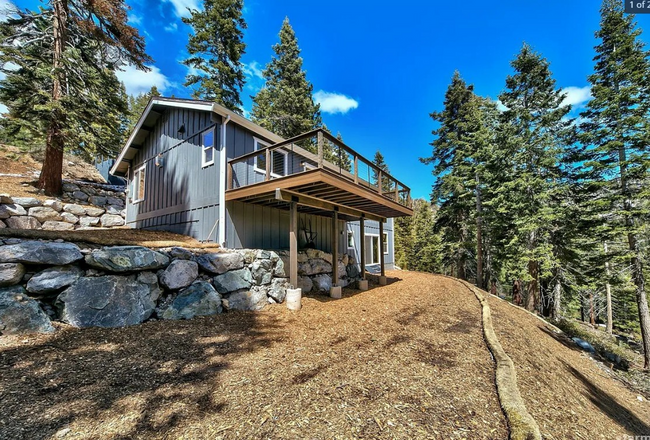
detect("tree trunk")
(38, 0), (67, 196)
(551, 270), (561, 320)
(604, 242), (613, 335)
(526, 260), (539, 312)
(589, 292), (596, 326)
(475, 173), (484, 289)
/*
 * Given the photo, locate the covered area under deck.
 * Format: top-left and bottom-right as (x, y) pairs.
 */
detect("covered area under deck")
(226, 129), (413, 293)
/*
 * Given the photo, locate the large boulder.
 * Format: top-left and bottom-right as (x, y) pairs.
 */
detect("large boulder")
(268, 278), (289, 303)
(106, 196), (124, 207)
(161, 281), (222, 320)
(60, 212), (79, 224)
(13, 197), (40, 208)
(299, 259), (332, 276)
(84, 206), (105, 217)
(212, 268), (252, 294)
(346, 263), (361, 279)
(273, 257), (286, 277)
(62, 182), (80, 192)
(0, 194), (13, 204)
(251, 259), (273, 285)
(0, 263), (25, 287)
(42, 221), (74, 231)
(5, 216), (41, 230)
(168, 247), (194, 260)
(63, 203), (86, 216)
(0, 220), (5, 229)
(196, 252), (244, 274)
(312, 274), (333, 292)
(28, 206), (62, 222)
(0, 241), (83, 265)
(79, 216), (100, 227)
(223, 286), (267, 311)
(57, 275), (160, 328)
(85, 246), (169, 272)
(88, 195), (107, 206)
(26, 265), (84, 295)
(43, 200), (63, 212)
(306, 248), (333, 264)
(100, 214), (124, 227)
(0, 285), (54, 335)
(297, 276), (313, 293)
(158, 259), (198, 290)
(0, 204), (27, 219)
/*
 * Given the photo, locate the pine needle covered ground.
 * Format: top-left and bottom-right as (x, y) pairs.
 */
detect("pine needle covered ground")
(1, 272), (648, 439)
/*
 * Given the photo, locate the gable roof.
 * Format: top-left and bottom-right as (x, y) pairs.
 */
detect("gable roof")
(110, 97), (284, 177)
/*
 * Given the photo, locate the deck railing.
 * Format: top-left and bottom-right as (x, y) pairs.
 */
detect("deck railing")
(226, 129), (412, 209)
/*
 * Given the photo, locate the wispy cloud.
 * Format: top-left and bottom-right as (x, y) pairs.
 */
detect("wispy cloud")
(164, 22), (178, 32)
(495, 99), (509, 112)
(243, 61), (265, 92)
(127, 13), (142, 25)
(117, 64), (172, 95)
(0, 0), (15, 21)
(561, 86), (592, 108)
(164, 0), (199, 18)
(313, 90), (359, 115)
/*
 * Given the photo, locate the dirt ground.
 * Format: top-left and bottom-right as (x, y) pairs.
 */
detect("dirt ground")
(0, 272), (648, 439)
(485, 293), (650, 439)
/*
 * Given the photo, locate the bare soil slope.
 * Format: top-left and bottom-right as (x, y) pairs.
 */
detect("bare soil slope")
(0, 272), (648, 439)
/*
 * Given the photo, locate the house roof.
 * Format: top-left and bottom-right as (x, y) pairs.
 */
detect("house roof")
(110, 97), (284, 177)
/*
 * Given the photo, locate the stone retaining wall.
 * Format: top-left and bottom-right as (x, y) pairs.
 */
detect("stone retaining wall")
(0, 238), (361, 335)
(0, 181), (126, 231)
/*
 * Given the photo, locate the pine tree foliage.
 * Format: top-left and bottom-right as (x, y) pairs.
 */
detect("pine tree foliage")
(251, 17), (321, 140)
(126, 85), (161, 133)
(183, 0), (246, 113)
(394, 199), (444, 273)
(0, 0), (150, 195)
(579, 0), (650, 368)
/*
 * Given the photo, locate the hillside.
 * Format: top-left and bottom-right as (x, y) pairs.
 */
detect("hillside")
(1, 272), (647, 439)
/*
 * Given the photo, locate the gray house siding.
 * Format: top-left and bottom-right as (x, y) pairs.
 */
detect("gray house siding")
(125, 107), (222, 241)
(346, 219), (395, 270)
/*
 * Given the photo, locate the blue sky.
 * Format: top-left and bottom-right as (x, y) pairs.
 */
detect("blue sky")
(6, 0), (650, 199)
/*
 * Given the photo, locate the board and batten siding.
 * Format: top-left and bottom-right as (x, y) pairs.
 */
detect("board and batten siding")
(346, 219), (395, 270)
(125, 107), (222, 241)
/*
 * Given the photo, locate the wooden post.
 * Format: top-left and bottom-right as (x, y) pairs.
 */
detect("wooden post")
(379, 220), (385, 277)
(332, 211), (339, 286)
(317, 131), (324, 168)
(378, 170), (383, 195)
(354, 155), (358, 184)
(290, 201), (298, 288)
(226, 162), (233, 190)
(360, 216), (365, 280)
(394, 184), (399, 201)
(265, 148), (271, 181)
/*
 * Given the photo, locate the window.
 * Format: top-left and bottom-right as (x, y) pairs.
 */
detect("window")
(133, 165), (146, 203)
(383, 233), (389, 254)
(347, 231), (354, 249)
(201, 129), (215, 167)
(254, 138), (287, 177)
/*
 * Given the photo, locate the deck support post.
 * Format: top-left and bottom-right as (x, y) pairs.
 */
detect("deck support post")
(379, 220), (387, 285)
(290, 201), (298, 289)
(360, 216), (365, 280)
(332, 210), (339, 287)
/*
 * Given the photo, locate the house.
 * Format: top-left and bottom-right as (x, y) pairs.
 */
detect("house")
(110, 97), (412, 290)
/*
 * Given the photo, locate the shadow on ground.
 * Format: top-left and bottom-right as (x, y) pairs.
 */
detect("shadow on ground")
(0, 312), (284, 440)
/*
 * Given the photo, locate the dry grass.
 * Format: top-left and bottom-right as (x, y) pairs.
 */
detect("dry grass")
(0, 228), (221, 250)
(1, 272), (648, 439)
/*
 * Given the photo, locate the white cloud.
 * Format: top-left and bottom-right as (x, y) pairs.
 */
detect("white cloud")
(164, 0), (199, 18)
(495, 99), (509, 112)
(164, 22), (178, 32)
(243, 61), (264, 80)
(127, 13), (142, 25)
(0, 0), (15, 21)
(561, 86), (592, 108)
(313, 90), (359, 115)
(117, 64), (171, 95)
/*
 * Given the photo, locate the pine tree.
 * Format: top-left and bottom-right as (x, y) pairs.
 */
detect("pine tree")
(372, 150), (393, 193)
(183, 0), (246, 113)
(126, 86), (161, 132)
(495, 44), (575, 313)
(0, 1), (150, 195)
(251, 17), (321, 140)
(580, 0), (650, 369)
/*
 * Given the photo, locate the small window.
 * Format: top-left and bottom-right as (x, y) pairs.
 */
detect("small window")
(347, 231), (354, 249)
(383, 232), (389, 254)
(202, 129), (215, 167)
(254, 137), (287, 177)
(133, 165), (146, 203)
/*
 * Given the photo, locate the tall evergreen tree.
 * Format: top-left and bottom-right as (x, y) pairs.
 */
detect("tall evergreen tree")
(183, 0), (246, 113)
(579, 0), (650, 369)
(126, 85), (161, 133)
(0, 1), (150, 195)
(251, 17), (321, 140)
(496, 44), (574, 313)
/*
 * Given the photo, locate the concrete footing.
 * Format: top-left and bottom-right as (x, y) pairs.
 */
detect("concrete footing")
(379, 276), (387, 285)
(286, 288), (302, 311)
(358, 279), (368, 291)
(330, 286), (342, 299)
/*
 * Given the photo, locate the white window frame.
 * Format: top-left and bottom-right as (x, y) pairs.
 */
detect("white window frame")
(383, 232), (389, 255)
(132, 165), (146, 204)
(364, 233), (380, 265)
(347, 230), (355, 249)
(302, 161), (316, 172)
(201, 128), (215, 167)
(254, 137), (287, 178)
